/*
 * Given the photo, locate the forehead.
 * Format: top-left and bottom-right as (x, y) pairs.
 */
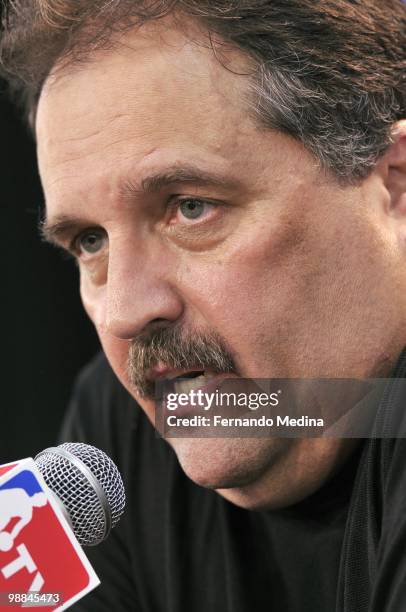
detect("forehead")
(36, 17), (325, 230)
(35, 18), (259, 198)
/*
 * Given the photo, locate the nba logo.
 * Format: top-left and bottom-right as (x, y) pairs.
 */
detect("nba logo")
(0, 459), (99, 610)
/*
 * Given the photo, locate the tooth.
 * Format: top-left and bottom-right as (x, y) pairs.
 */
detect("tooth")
(174, 375), (207, 395)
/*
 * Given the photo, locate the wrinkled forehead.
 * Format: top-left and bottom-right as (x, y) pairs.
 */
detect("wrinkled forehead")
(34, 17), (264, 215)
(36, 15), (254, 143)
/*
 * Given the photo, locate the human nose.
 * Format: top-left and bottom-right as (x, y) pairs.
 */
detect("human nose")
(103, 240), (183, 340)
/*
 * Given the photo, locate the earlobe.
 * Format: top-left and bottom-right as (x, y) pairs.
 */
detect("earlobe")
(384, 120), (406, 217)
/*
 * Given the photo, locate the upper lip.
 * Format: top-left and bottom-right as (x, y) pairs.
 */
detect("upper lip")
(147, 364), (206, 382)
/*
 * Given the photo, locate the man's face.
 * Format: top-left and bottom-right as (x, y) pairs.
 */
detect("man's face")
(36, 19), (405, 509)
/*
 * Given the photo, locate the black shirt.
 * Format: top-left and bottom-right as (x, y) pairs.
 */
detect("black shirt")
(60, 350), (406, 612)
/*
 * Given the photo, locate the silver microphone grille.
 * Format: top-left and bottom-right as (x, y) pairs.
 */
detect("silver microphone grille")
(34, 442), (126, 547)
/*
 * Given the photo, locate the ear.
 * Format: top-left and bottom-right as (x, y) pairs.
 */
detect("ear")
(381, 120), (406, 218)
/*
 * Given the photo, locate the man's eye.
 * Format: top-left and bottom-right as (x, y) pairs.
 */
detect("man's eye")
(75, 229), (107, 256)
(174, 198), (215, 223)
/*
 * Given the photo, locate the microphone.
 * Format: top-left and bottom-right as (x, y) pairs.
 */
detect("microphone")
(0, 443), (126, 610)
(35, 443), (126, 547)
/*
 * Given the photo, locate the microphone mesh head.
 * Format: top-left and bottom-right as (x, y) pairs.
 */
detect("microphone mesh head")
(35, 442), (125, 546)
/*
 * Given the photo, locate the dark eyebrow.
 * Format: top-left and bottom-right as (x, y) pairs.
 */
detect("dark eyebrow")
(39, 215), (90, 247)
(120, 164), (238, 197)
(41, 163), (239, 245)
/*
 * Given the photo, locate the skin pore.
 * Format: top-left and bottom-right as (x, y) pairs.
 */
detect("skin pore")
(36, 17), (406, 510)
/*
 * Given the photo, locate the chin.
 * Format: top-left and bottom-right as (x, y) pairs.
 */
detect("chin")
(170, 437), (284, 490)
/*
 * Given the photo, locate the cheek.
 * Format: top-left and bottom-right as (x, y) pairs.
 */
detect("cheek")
(79, 277), (134, 394)
(176, 216), (310, 344)
(79, 271), (106, 330)
(99, 331), (157, 423)
(98, 329), (130, 384)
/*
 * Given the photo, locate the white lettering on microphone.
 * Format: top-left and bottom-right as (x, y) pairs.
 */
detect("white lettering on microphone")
(1, 543), (44, 591)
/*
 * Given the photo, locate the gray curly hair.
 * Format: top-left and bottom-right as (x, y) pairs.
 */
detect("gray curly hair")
(1, 0), (405, 181)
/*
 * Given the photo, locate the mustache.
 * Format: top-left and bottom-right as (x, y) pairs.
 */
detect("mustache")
(127, 326), (236, 399)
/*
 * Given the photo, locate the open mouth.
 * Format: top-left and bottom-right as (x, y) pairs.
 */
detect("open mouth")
(147, 364), (236, 397)
(170, 370), (229, 395)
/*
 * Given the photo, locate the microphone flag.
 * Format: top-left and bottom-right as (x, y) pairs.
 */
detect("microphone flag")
(0, 458), (99, 610)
